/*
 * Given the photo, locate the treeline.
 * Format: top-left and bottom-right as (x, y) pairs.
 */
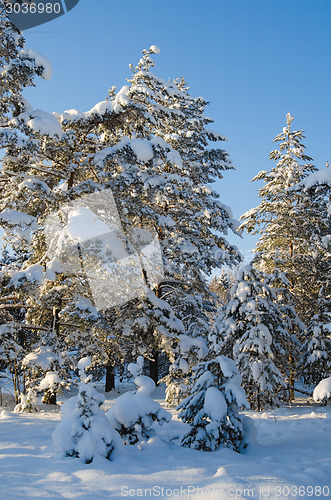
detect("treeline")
(0, 1), (330, 436)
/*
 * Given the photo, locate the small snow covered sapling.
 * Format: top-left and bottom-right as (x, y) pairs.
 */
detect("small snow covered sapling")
(53, 357), (119, 464)
(21, 334), (68, 406)
(178, 356), (249, 452)
(234, 324), (284, 411)
(39, 371), (64, 405)
(107, 357), (171, 445)
(14, 388), (39, 413)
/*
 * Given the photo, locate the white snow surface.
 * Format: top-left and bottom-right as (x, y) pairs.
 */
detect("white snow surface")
(313, 377), (331, 402)
(217, 355), (238, 378)
(302, 167), (331, 189)
(10, 99), (62, 137)
(21, 48), (52, 80)
(204, 387), (228, 421)
(39, 372), (60, 390)
(22, 347), (62, 371)
(78, 357), (92, 371)
(0, 208), (35, 226)
(11, 263), (44, 286)
(130, 138), (154, 162)
(57, 86), (130, 122)
(127, 356), (144, 378)
(26, 109), (62, 137)
(107, 388), (160, 429)
(64, 207), (115, 244)
(149, 45), (161, 54)
(135, 375), (156, 396)
(0, 386), (330, 499)
(236, 281), (251, 302)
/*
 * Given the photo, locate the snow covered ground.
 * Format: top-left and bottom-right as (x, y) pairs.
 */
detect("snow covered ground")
(0, 385), (330, 500)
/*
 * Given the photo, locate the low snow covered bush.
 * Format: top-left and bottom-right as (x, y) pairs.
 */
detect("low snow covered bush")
(313, 377), (331, 405)
(14, 388), (39, 413)
(53, 357), (120, 463)
(39, 371), (64, 405)
(178, 356), (249, 452)
(107, 364), (171, 445)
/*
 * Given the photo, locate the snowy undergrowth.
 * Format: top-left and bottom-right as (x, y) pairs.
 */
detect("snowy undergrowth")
(52, 358), (121, 463)
(0, 386), (330, 499)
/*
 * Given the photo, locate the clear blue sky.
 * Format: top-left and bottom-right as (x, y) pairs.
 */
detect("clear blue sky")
(22, 0), (331, 260)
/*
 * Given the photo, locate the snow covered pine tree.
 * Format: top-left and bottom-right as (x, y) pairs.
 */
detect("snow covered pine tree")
(0, 1), (57, 401)
(0, 26), (147, 396)
(1, 39), (241, 410)
(113, 45), (241, 400)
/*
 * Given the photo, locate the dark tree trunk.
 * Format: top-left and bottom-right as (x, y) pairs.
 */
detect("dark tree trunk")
(149, 349), (159, 386)
(43, 389), (57, 405)
(148, 284), (163, 385)
(288, 349), (295, 401)
(53, 306), (60, 335)
(48, 392), (57, 405)
(105, 363), (115, 392)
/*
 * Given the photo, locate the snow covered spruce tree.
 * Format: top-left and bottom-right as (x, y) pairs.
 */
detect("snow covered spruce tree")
(300, 307), (330, 386)
(178, 355), (249, 452)
(268, 267), (305, 400)
(296, 165), (331, 384)
(9, 57), (183, 388)
(53, 357), (120, 463)
(212, 265), (292, 410)
(239, 113), (318, 326)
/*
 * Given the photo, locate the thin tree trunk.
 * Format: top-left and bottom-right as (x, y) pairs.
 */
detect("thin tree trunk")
(288, 239), (296, 402)
(289, 350), (295, 401)
(149, 349), (159, 386)
(67, 171), (75, 189)
(13, 360), (19, 404)
(105, 363), (115, 392)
